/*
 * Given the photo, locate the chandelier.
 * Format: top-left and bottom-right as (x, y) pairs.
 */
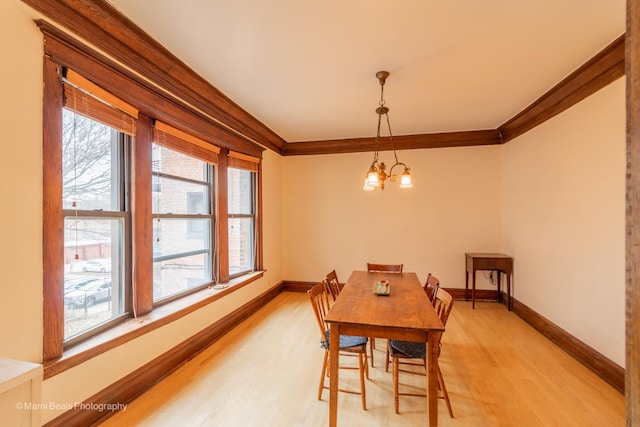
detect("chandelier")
(363, 71), (413, 191)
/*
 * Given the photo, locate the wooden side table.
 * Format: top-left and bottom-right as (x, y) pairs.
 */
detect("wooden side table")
(465, 253), (513, 310)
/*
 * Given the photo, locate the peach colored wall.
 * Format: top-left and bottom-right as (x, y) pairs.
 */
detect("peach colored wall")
(502, 78), (625, 366)
(0, 0), (45, 363)
(282, 146), (503, 289)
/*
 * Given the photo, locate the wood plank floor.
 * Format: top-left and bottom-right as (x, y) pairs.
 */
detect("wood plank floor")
(100, 291), (625, 426)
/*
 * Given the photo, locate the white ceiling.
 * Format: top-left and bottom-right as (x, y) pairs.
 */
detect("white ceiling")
(106, 0), (625, 144)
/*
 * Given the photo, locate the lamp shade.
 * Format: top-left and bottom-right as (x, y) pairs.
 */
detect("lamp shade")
(366, 167), (380, 187)
(363, 178), (375, 191)
(399, 168), (413, 188)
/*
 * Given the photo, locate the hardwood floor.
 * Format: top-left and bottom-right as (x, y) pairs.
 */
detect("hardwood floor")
(100, 291), (624, 426)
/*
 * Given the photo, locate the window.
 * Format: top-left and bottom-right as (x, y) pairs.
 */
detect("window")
(60, 72), (134, 344)
(151, 141), (216, 302)
(41, 30), (264, 366)
(227, 152), (260, 278)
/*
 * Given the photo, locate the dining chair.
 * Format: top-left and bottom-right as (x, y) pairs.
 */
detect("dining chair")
(423, 273), (440, 305)
(366, 262), (403, 366)
(384, 273), (441, 372)
(383, 273), (439, 372)
(389, 288), (454, 417)
(307, 281), (369, 410)
(325, 269), (341, 303)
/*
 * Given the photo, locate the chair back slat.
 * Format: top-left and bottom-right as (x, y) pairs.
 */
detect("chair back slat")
(325, 270), (341, 302)
(367, 263), (403, 273)
(433, 288), (454, 327)
(308, 281), (332, 341)
(423, 273), (440, 305)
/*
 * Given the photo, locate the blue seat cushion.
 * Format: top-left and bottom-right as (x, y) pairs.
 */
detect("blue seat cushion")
(390, 340), (426, 359)
(321, 329), (368, 350)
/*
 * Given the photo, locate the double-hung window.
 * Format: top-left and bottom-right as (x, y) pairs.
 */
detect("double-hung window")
(227, 152), (260, 278)
(152, 122), (219, 302)
(61, 70), (135, 345)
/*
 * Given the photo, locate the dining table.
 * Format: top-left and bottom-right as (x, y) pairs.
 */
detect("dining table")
(324, 270), (445, 426)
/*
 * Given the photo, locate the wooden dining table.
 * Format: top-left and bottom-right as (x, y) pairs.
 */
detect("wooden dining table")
(324, 270), (445, 426)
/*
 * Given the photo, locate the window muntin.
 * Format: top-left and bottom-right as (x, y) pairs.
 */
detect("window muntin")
(62, 110), (129, 343)
(152, 144), (215, 302)
(228, 167), (256, 277)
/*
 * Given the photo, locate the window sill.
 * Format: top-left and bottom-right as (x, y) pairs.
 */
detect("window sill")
(44, 271), (264, 379)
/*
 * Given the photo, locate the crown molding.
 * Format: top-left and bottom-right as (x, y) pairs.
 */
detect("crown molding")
(283, 130), (503, 156)
(499, 34), (625, 142)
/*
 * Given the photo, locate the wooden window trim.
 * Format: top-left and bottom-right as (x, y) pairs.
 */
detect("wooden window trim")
(42, 56), (65, 362)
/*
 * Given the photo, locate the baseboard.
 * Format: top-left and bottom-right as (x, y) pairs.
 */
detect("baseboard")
(443, 287), (625, 394)
(443, 288), (499, 301)
(281, 280), (316, 292)
(45, 282), (284, 427)
(510, 297), (624, 393)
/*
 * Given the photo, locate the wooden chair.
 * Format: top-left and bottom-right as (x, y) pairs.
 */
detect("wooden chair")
(384, 274), (440, 372)
(324, 269), (341, 303)
(424, 273), (440, 305)
(366, 263), (404, 273)
(389, 288), (454, 417)
(307, 282), (369, 409)
(366, 262), (403, 366)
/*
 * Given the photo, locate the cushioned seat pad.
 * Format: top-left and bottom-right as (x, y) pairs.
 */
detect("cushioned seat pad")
(321, 329), (368, 350)
(390, 339), (426, 358)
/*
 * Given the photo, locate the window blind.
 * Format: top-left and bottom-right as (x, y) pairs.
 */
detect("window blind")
(153, 120), (220, 165)
(63, 69), (138, 136)
(228, 150), (260, 172)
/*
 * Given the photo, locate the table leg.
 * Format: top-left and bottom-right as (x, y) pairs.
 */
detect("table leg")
(329, 323), (339, 427)
(497, 270), (502, 304)
(507, 273), (512, 311)
(427, 332), (439, 426)
(465, 269), (469, 302)
(472, 268), (476, 309)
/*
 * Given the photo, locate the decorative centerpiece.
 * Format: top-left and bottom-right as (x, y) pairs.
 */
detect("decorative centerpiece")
(373, 280), (390, 296)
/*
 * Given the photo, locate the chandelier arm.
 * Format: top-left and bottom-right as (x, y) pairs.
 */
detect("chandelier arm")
(388, 162), (407, 180)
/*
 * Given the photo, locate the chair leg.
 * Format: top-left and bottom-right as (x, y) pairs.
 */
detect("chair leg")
(437, 362), (454, 418)
(318, 351), (329, 400)
(369, 337), (375, 367)
(364, 349), (370, 380)
(393, 357), (400, 414)
(385, 340), (390, 372)
(359, 352), (367, 410)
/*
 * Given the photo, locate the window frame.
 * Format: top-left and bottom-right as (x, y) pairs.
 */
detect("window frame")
(151, 143), (217, 304)
(227, 167), (258, 278)
(41, 24), (264, 371)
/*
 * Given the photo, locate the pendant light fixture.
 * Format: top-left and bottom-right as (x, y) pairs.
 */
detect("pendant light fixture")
(363, 71), (413, 191)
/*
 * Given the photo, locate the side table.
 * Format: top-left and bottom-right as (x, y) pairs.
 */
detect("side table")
(465, 253), (513, 310)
